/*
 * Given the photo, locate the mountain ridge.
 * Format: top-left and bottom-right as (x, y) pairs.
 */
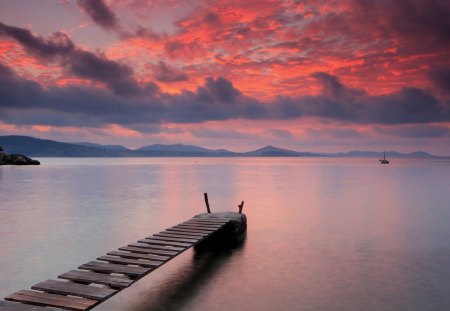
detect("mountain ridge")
(0, 135), (446, 158)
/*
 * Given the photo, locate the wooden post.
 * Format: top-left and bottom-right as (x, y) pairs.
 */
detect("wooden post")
(204, 193), (211, 213)
(238, 201), (244, 213)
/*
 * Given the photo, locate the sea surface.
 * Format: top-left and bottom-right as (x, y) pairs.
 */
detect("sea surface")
(1, 157), (450, 311)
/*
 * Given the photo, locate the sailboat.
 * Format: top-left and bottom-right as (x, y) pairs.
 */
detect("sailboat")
(379, 151), (389, 164)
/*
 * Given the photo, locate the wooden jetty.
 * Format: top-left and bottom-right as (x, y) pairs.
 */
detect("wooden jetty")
(1, 212), (247, 311)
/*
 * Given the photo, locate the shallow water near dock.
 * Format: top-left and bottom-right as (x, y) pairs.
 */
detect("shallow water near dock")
(1, 157), (450, 311)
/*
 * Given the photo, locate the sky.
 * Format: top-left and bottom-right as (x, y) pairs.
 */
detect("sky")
(0, 0), (449, 154)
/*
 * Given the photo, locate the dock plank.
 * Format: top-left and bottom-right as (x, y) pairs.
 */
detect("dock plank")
(187, 219), (229, 224)
(79, 261), (150, 277)
(58, 270), (132, 289)
(139, 238), (192, 247)
(128, 242), (184, 251)
(5, 290), (97, 311)
(166, 228), (212, 235)
(183, 221), (223, 228)
(31, 280), (116, 301)
(97, 256), (162, 268)
(155, 232), (206, 240)
(167, 227), (213, 234)
(107, 251), (169, 262)
(176, 224), (221, 230)
(118, 246), (178, 256)
(147, 235), (198, 243)
(0, 300), (64, 311)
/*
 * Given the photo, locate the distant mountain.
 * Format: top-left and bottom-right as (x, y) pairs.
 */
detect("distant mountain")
(138, 144), (225, 153)
(74, 142), (130, 151)
(0, 135), (444, 158)
(0, 135), (133, 157)
(243, 145), (325, 157)
(333, 150), (437, 158)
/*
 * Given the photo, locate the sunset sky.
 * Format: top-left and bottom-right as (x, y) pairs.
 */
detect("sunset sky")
(0, 0), (449, 154)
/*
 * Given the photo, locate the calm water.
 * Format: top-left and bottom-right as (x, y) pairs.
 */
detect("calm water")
(1, 157), (450, 310)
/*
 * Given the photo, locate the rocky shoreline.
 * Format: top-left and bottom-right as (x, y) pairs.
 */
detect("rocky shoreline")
(0, 146), (40, 165)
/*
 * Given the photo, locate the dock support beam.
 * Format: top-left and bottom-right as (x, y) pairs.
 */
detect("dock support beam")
(204, 193), (211, 213)
(238, 201), (244, 213)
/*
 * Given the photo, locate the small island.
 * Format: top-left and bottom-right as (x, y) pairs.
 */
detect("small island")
(0, 145), (40, 165)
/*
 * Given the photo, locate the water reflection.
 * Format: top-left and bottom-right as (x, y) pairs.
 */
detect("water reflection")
(129, 240), (246, 311)
(2, 158), (450, 310)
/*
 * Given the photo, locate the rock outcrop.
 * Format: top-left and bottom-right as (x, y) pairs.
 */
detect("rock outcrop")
(0, 146), (40, 165)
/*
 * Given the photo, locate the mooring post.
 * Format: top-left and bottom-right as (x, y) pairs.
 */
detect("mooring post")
(238, 201), (245, 213)
(204, 193), (211, 213)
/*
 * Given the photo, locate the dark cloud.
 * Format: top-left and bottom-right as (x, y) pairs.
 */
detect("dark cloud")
(0, 22), (74, 59)
(0, 22), (147, 96)
(374, 125), (449, 138)
(77, 0), (119, 31)
(1, 63), (449, 132)
(67, 50), (146, 96)
(150, 61), (188, 83)
(428, 66), (450, 95)
(0, 63), (45, 109)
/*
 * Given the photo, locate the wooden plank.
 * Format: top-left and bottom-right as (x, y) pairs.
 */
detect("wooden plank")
(58, 270), (133, 289)
(165, 228), (211, 235)
(0, 300), (64, 311)
(79, 261), (150, 277)
(155, 232), (206, 240)
(5, 290), (97, 311)
(155, 230), (208, 239)
(178, 223), (222, 229)
(118, 246), (178, 256)
(175, 223), (220, 229)
(186, 220), (229, 225)
(185, 219), (225, 225)
(173, 225), (217, 231)
(97, 256), (162, 268)
(31, 280), (116, 301)
(128, 242), (184, 251)
(168, 227), (213, 234)
(147, 235), (198, 243)
(107, 251), (169, 262)
(138, 238), (191, 247)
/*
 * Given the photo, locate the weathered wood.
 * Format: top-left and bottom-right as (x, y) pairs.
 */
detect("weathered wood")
(107, 250), (169, 262)
(128, 242), (184, 251)
(5, 290), (97, 311)
(167, 227), (213, 234)
(79, 261), (150, 277)
(172, 225), (216, 232)
(174, 224), (219, 230)
(178, 222), (224, 230)
(147, 235), (198, 243)
(204, 193), (211, 213)
(118, 246), (178, 256)
(161, 229), (207, 237)
(0, 301), (64, 311)
(155, 232), (206, 240)
(185, 219), (229, 225)
(238, 201), (245, 213)
(58, 270), (133, 289)
(97, 256), (162, 268)
(31, 280), (116, 301)
(139, 238), (192, 247)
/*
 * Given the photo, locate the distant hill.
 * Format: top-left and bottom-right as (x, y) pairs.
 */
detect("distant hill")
(74, 142), (130, 151)
(243, 145), (325, 157)
(137, 144), (236, 156)
(0, 136), (132, 157)
(332, 150), (437, 158)
(0, 135), (444, 158)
